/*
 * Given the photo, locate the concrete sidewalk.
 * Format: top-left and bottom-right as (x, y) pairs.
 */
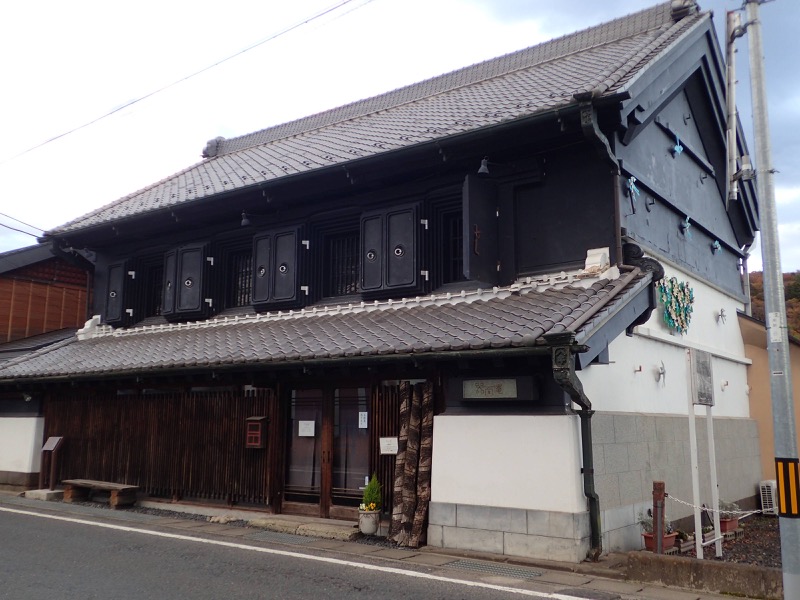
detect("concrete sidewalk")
(2, 491), (744, 600)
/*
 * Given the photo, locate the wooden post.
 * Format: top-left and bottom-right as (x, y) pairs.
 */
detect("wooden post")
(653, 480), (665, 554)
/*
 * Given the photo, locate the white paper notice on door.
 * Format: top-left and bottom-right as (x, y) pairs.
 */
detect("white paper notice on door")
(358, 412), (368, 429)
(298, 420), (315, 437)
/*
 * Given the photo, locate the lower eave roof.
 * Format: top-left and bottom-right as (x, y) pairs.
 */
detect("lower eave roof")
(0, 269), (651, 384)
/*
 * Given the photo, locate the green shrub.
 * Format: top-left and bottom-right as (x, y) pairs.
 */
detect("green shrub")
(360, 474), (381, 511)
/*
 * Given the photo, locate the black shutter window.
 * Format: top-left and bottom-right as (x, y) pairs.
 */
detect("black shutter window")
(252, 232), (272, 305)
(386, 206), (416, 288)
(272, 230), (298, 302)
(360, 212), (383, 291)
(462, 174), (499, 285)
(176, 243), (205, 313)
(161, 250), (177, 316)
(104, 261), (126, 324)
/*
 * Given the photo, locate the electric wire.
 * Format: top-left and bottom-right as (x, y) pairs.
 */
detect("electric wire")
(0, 212), (44, 233)
(0, 0), (374, 167)
(0, 222), (41, 238)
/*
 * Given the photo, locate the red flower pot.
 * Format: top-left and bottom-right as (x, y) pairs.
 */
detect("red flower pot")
(642, 532), (678, 552)
(719, 518), (739, 533)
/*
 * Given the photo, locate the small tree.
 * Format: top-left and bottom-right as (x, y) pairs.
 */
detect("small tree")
(360, 474), (381, 512)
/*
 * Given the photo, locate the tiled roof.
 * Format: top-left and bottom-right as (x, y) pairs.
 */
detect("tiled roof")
(0, 244), (54, 275)
(0, 328), (77, 362)
(0, 269), (650, 382)
(48, 2), (705, 236)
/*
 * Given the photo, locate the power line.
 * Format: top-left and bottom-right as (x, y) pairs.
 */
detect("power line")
(0, 212), (44, 233)
(0, 0), (372, 167)
(0, 222), (41, 238)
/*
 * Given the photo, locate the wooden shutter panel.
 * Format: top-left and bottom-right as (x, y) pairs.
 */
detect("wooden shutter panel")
(104, 261), (127, 324)
(176, 243), (206, 313)
(161, 250), (177, 316)
(386, 206), (417, 288)
(272, 230), (298, 302)
(360, 212), (383, 291)
(252, 232), (272, 305)
(251, 226), (303, 308)
(462, 174), (499, 285)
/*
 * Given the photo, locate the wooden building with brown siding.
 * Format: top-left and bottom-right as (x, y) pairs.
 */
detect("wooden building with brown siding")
(0, 244), (92, 490)
(0, 245), (91, 343)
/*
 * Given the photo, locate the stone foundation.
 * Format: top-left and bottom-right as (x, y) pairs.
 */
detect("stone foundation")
(427, 502), (590, 563)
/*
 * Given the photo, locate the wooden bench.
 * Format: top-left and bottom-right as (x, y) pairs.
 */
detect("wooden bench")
(62, 479), (139, 509)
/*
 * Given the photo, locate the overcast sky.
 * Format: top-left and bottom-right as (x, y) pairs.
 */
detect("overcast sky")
(1, 0), (798, 273)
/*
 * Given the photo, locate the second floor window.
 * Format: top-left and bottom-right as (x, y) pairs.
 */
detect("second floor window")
(324, 230), (359, 297)
(228, 249), (252, 308)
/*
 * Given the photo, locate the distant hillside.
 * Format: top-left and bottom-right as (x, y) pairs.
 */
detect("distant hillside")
(748, 271), (800, 339)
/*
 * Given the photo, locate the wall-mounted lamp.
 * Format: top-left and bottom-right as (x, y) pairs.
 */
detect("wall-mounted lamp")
(477, 156), (515, 176)
(711, 240), (721, 254)
(22, 393), (32, 402)
(720, 380), (729, 391)
(716, 308), (727, 324)
(241, 210), (273, 227)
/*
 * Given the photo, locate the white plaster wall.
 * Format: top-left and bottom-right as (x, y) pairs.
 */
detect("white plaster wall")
(578, 264), (750, 417)
(430, 414), (586, 513)
(0, 417), (43, 473)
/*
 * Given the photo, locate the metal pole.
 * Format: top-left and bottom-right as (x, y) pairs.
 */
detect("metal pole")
(706, 405), (722, 558)
(687, 349), (704, 558)
(745, 1), (800, 595)
(725, 10), (740, 210)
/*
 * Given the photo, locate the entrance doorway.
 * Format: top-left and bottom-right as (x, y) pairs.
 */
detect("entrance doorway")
(283, 387), (370, 518)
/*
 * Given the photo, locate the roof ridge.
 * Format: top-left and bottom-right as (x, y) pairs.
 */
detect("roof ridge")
(209, 2), (676, 157)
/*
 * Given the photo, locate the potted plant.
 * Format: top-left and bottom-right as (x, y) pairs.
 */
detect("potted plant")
(639, 510), (677, 552)
(675, 529), (694, 553)
(719, 500), (741, 533)
(358, 474), (382, 535)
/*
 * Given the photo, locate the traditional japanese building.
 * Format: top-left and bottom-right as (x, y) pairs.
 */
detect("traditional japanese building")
(0, 1), (762, 561)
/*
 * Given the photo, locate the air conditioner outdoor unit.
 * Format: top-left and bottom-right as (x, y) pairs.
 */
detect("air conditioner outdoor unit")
(760, 480), (779, 516)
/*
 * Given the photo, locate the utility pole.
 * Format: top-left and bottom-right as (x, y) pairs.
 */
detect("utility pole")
(744, 1), (800, 596)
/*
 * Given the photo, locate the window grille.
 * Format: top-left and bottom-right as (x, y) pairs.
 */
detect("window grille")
(325, 231), (359, 297)
(443, 212), (465, 284)
(145, 265), (163, 317)
(229, 249), (252, 307)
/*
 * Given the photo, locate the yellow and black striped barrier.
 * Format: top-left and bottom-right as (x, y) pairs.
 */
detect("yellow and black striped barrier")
(776, 457), (800, 517)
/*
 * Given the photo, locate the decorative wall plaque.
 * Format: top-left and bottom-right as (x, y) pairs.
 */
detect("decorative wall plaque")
(657, 276), (694, 334)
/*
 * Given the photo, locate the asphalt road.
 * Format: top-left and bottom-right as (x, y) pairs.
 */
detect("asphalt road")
(0, 506), (543, 600)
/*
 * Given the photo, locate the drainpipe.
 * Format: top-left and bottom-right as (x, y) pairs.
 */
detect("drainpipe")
(545, 331), (602, 561)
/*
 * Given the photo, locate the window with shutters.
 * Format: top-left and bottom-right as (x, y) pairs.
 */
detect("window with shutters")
(324, 230), (360, 297)
(227, 248), (252, 308)
(144, 264), (164, 317)
(441, 210), (465, 285)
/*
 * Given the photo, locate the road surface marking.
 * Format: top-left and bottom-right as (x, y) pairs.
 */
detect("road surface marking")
(1, 505), (580, 599)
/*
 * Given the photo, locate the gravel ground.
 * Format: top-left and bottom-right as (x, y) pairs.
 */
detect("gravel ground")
(713, 515), (782, 569)
(683, 515), (782, 569)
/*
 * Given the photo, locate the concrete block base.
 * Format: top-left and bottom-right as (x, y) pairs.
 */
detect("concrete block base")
(428, 501), (590, 563)
(24, 489), (64, 501)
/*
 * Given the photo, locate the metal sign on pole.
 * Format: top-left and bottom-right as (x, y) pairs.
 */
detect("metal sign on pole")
(744, 1), (800, 595)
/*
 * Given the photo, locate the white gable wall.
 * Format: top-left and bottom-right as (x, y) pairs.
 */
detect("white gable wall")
(579, 264), (751, 417)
